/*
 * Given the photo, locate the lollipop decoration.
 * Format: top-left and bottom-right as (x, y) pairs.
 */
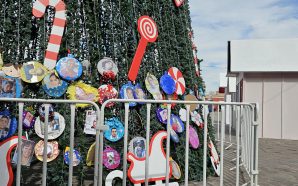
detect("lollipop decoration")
(128, 16), (158, 81)
(32, 0), (66, 70)
(168, 67), (186, 95)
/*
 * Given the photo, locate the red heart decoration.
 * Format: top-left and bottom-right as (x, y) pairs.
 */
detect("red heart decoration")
(174, 0), (184, 7)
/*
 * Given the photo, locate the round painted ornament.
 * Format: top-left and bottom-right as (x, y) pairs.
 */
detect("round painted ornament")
(34, 140), (59, 162)
(67, 81), (99, 108)
(191, 111), (204, 128)
(0, 75), (22, 98)
(128, 137), (146, 158)
(104, 117), (124, 142)
(34, 112), (65, 140)
(98, 84), (118, 107)
(160, 73), (176, 95)
(42, 72), (68, 97)
(119, 82), (136, 107)
(156, 107), (168, 124)
(179, 108), (187, 122)
(184, 94), (199, 112)
(0, 110), (17, 141)
(170, 114), (185, 133)
(56, 54), (82, 81)
(20, 61), (47, 83)
(97, 57), (118, 80)
(103, 146), (120, 170)
(168, 67), (185, 95)
(2, 63), (21, 77)
(170, 158), (181, 179)
(64, 147), (82, 166)
(38, 104), (55, 121)
(22, 111), (36, 129)
(133, 83), (146, 101)
(189, 125), (200, 149)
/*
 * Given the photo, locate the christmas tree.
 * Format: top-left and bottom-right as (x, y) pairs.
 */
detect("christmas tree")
(0, 0), (216, 185)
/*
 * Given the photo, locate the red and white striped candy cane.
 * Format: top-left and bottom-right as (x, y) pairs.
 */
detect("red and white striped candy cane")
(32, 0), (66, 70)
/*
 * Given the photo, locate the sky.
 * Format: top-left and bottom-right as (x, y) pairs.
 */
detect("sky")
(189, 0), (298, 93)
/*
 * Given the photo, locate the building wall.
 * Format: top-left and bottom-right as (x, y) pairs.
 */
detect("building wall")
(242, 73), (298, 140)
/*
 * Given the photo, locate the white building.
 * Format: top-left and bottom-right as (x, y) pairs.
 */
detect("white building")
(228, 38), (298, 140)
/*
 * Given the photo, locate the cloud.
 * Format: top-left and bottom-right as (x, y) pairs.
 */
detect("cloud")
(189, 0), (298, 92)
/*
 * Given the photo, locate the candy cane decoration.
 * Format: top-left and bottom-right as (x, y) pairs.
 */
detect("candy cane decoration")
(128, 16), (158, 81)
(32, 0), (66, 70)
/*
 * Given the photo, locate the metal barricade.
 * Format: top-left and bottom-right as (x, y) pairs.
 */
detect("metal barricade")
(0, 98), (107, 186)
(99, 99), (259, 186)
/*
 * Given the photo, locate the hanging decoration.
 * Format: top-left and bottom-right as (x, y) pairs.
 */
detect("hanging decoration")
(160, 73), (176, 95)
(128, 16), (158, 81)
(22, 111), (36, 129)
(168, 67), (186, 95)
(98, 84), (118, 107)
(191, 111), (204, 128)
(32, 0), (66, 70)
(86, 142), (96, 166)
(178, 108), (187, 122)
(20, 61), (47, 83)
(170, 158), (181, 179)
(56, 54), (83, 81)
(209, 140), (220, 176)
(38, 104), (55, 122)
(173, 0), (185, 7)
(189, 125), (199, 149)
(34, 140), (59, 162)
(103, 146), (120, 170)
(145, 73), (163, 100)
(84, 110), (97, 135)
(120, 82), (136, 107)
(42, 72), (68, 97)
(0, 136), (21, 186)
(64, 147), (82, 166)
(0, 110), (17, 141)
(104, 117), (124, 142)
(34, 112), (65, 140)
(97, 57), (118, 81)
(156, 107), (168, 124)
(128, 137), (146, 158)
(12, 139), (35, 166)
(2, 64), (21, 78)
(67, 81), (98, 108)
(170, 114), (185, 133)
(0, 75), (22, 98)
(170, 128), (180, 143)
(133, 83), (146, 101)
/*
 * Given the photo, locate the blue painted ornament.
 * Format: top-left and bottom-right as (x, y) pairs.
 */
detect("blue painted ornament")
(64, 148), (82, 166)
(156, 107), (168, 124)
(56, 54), (82, 81)
(0, 110), (17, 141)
(119, 82), (137, 107)
(170, 114), (185, 133)
(170, 128), (179, 143)
(0, 75), (22, 98)
(104, 117), (124, 142)
(160, 73), (176, 95)
(133, 83), (146, 102)
(42, 72), (68, 97)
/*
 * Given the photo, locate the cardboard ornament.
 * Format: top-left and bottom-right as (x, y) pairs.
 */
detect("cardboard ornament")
(38, 104), (55, 122)
(168, 67), (185, 95)
(133, 83), (146, 102)
(170, 158), (181, 179)
(191, 111), (204, 128)
(42, 72), (68, 97)
(12, 139), (35, 166)
(128, 16), (158, 81)
(34, 140), (59, 162)
(20, 61), (47, 83)
(84, 110), (97, 135)
(98, 84), (118, 107)
(0, 75), (22, 98)
(189, 125), (200, 149)
(56, 54), (83, 81)
(0, 110), (17, 141)
(103, 146), (120, 170)
(145, 73), (163, 100)
(64, 147), (82, 166)
(86, 142), (96, 166)
(156, 107), (168, 124)
(2, 63), (21, 77)
(22, 111), (36, 129)
(97, 57), (118, 81)
(119, 82), (137, 107)
(128, 137), (146, 158)
(104, 117), (124, 142)
(170, 114), (185, 133)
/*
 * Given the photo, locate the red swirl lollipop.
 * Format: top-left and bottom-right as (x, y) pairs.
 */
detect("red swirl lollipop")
(128, 16), (158, 81)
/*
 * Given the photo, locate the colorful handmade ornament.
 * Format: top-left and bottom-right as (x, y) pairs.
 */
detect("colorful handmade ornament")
(120, 82), (136, 107)
(98, 84), (118, 107)
(32, 0), (66, 69)
(42, 71), (68, 97)
(133, 83), (146, 101)
(173, 0), (184, 7)
(191, 111), (204, 128)
(64, 147), (82, 166)
(128, 16), (158, 81)
(20, 61), (47, 83)
(67, 81), (99, 108)
(170, 158), (181, 179)
(38, 104), (55, 122)
(168, 67), (185, 95)
(34, 112), (65, 140)
(34, 140), (59, 162)
(189, 125), (199, 149)
(160, 73), (176, 95)
(2, 64), (21, 77)
(104, 117), (124, 142)
(86, 142), (96, 166)
(178, 108), (187, 122)
(145, 73), (163, 100)
(184, 94), (199, 112)
(156, 107), (168, 124)
(0, 110), (17, 141)
(128, 137), (146, 158)
(170, 114), (185, 133)
(56, 54), (82, 81)
(84, 110), (97, 135)
(209, 140), (220, 176)
(12, 139), (35, 166)
(170, 128), (179, 143)
(22, 111), (36, 129)
(103, 146), (120, 170)
(0, 75), (22, 98)
(97, 57), (118, 81)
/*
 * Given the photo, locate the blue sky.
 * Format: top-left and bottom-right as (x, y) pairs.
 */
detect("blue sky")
(189, 0), (298, 92)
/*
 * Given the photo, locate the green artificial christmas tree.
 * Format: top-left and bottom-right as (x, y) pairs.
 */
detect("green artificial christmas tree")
(0, 0), (217, 185)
